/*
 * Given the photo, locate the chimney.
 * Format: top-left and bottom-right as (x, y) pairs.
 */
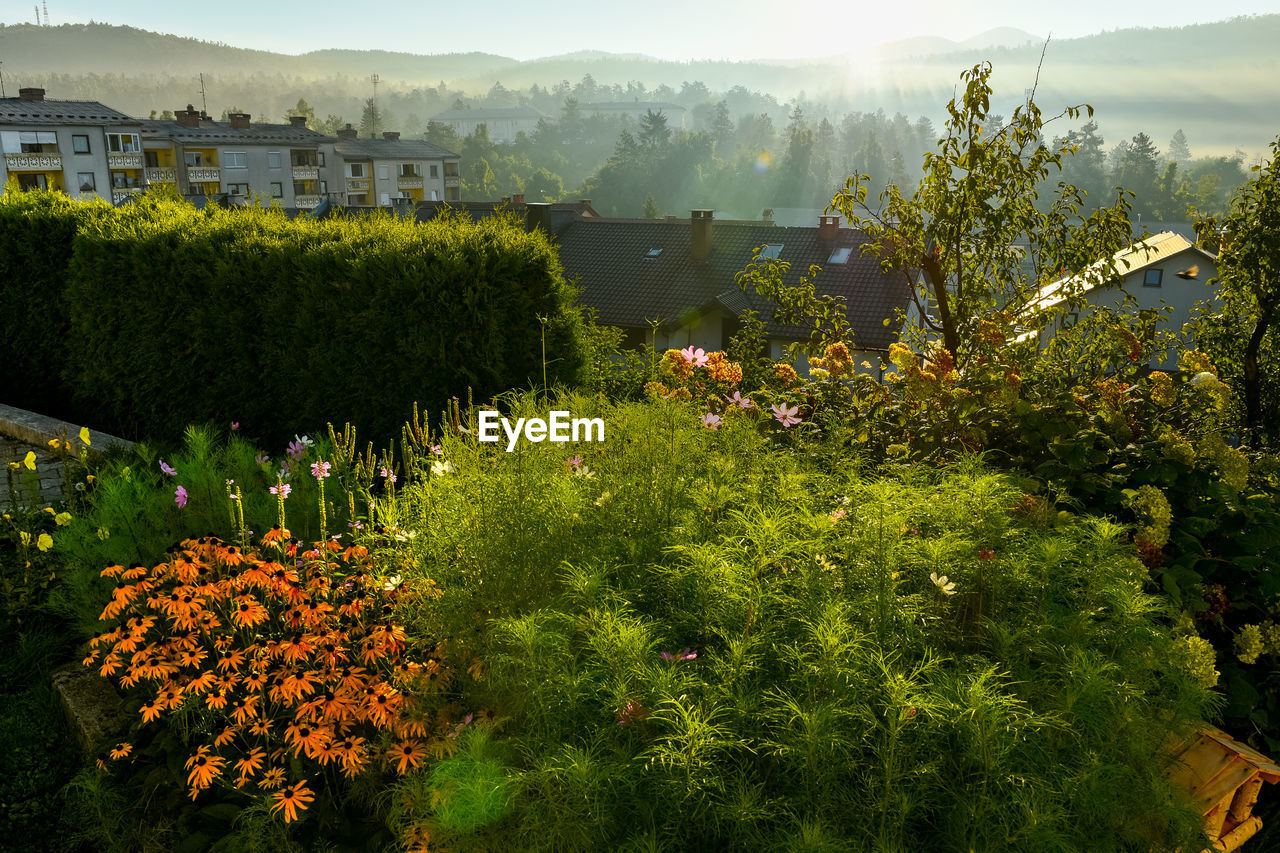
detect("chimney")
(382, 131), (400, 140)
(228, 113), (251, 130)
(762, 208), (774, 223)
(818, 214), (839, 246)
(579, 198), (592, 207)
(288, 115), (308, 128)
(525, 202), (553, 234)
(511, 193), (525, 205)
(337, 123), (358, 140)
(17, 87), (45, 101)
(176, 105), (201, 128)
(691, 209), (714, 260)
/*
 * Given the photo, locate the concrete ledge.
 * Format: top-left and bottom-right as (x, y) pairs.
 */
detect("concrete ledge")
(0, 402), (133, 456)
(51, 662), (127, 757)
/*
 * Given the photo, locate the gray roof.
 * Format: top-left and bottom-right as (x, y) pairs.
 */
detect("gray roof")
(330, 138), (459, 160)
(430, 107), (546, 120)
(139, 118), (327, 144)
(0, 97), (137, 126)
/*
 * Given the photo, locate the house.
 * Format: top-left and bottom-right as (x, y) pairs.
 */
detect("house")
(415, 194), (600, 231)
(140, 106), (330, 208)
(0, 88), (145, 204)
(539, 207), (910, 367)
(428, 107), (547, 143)
(327, 126), (460, 207)
(581, 101), (687, 130)
(1024, 231), (1220, 367)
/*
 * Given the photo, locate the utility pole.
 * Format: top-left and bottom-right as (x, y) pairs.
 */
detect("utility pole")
(33, 5), (40, 25)
(370, 73), (379, 137)
(198, 73), (208, 115)
(0, 61), (6, 98)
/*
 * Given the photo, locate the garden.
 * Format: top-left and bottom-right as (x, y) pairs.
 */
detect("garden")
(2, 66), (1279, 852)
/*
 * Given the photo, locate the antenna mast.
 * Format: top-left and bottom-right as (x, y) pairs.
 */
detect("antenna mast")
(198, 73), (208, 114)
(33, 5), (40, 25)
(0, 61), (6, 98)
(370, 73), (379, 136)
(42, 0), (49, 25)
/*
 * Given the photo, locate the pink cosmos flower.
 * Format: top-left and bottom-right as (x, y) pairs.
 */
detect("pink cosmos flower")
(771, 403), (802, 427)
(255, 453), (270, 465)
(660, 648), (698, 662)
(725, 390), (757, 410)
(380, 466), (397, 483)
(830, 508), (848, 522)
(310, 461), (331, 480)
(680, 346), (709, 368)
(429, 444), (443, 456)
(174, 485), (188, 508)
(566, 455), (584, 470)
(230, 421), (240, 430)
(286, 440), (306, 461)
(159, 460), (176, 476)
(269, 483), (292, 499)
(701, 413), (722, 430)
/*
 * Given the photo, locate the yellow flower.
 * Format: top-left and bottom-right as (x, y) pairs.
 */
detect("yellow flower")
(79, 426), (91, 446)
(23, 451), (36, 471)
(37, 533), (53, 552)
(19, 531), (31, 547)
(54, 512), (73, 526)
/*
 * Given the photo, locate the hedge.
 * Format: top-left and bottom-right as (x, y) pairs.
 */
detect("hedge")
(0, 190), (583, 445)
(0, 188), (109, 419)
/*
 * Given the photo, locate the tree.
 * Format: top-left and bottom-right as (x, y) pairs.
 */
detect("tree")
(830, 62), (1134, 365)
(642, 196), (659, 219)
(1118, 132), (1161, 217)
(360, 98), (394, 137)
(1168, 129), (1192, 163)
(424, 120), (462, 152)
(285, 98), (317, 129)
(1197, 135), (1280, 444)
(638, 110), (671, 148)
(1055, 120), (1108, 205)
(320, 114), (347, 136)
(709, 101), (734, 158)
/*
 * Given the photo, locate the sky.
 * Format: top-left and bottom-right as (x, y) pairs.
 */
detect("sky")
(3, 0), (1277, 60)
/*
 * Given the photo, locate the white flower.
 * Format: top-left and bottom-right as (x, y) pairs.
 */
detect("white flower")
(930, 572), (957, 595)
(1190, 371), (1215, 387)
(573, 465), (596, 479)
(431, 459), (454, 477)
(594, 491), (612, 506)
(383, 574), (403, 592)
(296, 434), (314, 447)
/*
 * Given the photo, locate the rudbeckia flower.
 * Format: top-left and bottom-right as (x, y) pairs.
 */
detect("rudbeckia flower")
(270, 780), (315, 823)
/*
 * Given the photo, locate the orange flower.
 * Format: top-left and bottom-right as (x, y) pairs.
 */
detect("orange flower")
(333, 735), (368, 778)
(387, 739), (425, 775)
(270, 780), (315, 823)
(233, 747), (265, 785)
(214, 726), (238, 747)
(139, 698), (163, 724)
(260, 766), (286, 790)
(285, 722), (330, 759)
(109, 742), (133, 760)
(184, 745), (225, 790)
(231, 595), (270, 629)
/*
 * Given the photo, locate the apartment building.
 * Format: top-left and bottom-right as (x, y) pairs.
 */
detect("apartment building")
(328, 125), (460, 207)
(428, 107), (546, 144)
(140, 106), (330, 208)
(0, 87), (146, 204)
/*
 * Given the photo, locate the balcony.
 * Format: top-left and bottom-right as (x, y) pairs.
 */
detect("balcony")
(294, 194), (322, 208)
(397, 176), (424, 189)
(444, 176), (461, 188)
(112, 188), (142, 205)
(145, 167), (177, 184)
(292, 166), (319, 181)
(5, 152), (62, 171)
(347, 178), (370, 191)
(108, 152), (144, 169)
(187, 166), (220, 182)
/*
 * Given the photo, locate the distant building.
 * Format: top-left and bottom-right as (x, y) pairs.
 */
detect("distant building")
(581, 101), (687, 130)
(327, 125), (460, 207)
(429, 107), (547, 143)
(140, 106), (330, 208)
(415, 194), (599, 231)
(0, 88), (145, 204)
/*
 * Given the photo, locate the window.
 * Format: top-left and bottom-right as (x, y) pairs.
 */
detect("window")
(144, 151), (160, 167)
(348, 193), (367, 206)
(107, 133), (140, 153)
(77, 172), (97, 193)
(347, 163), (365, 178)
(827, 247), (853, 264)
(189, 183), (206, 196)
(431, 189), (439, 201)
(267, 151), (281, 169)
(1143, 268), (1163, 287)
(398, 163), (420, 178)
(758, 244), (783, 260)
(110, 172), (138, 189)
(644, 248), (662, 259)
(226, 182), (250, 195)
(4, 130), (59, 153)
(223, 152), (248, 169)
(317, 152), (325, 167)
(293, 181), (309, 196)
(318, 180), (327, 194)
(184, 151), (205, 167)
(429, 164), (439, 178)
(72, 134), (91, 154)
(270, 182), (283, 198)
(378, 165), (390, 181)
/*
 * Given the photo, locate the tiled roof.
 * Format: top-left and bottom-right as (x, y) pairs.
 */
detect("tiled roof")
(139, 119), (327, 144)
(331, 138), (458, 160)
(0, 98), (137, 126)
(554, 218), (911, 348)
(415, 200), (600, 234)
